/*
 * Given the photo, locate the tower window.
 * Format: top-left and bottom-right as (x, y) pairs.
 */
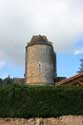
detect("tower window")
(39, 64), (40, 71)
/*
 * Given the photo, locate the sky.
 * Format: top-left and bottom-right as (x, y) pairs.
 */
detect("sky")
(0, 0), (83, 79)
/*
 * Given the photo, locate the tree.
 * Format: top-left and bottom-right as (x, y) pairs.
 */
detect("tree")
(0, 78), (3, 84)
(3, 75), (13, 84)
(77, 59), (83, 73)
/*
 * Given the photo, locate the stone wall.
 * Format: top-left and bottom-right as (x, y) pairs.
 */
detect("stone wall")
(25, 44), (55, 84)
(1, 116), (83, 125)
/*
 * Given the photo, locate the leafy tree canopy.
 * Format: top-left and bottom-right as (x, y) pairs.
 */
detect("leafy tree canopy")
(77, 59), (83, 73)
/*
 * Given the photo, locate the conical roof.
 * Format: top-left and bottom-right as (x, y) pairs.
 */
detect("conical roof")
(27, 35), (53, 47)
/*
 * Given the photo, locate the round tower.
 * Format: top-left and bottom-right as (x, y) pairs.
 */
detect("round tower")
(25, 35), (56, 85)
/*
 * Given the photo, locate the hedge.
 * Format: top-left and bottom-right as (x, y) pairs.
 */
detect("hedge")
(0, 84), (83, 117)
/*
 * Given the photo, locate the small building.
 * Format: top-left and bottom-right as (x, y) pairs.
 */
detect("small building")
(13, 78), (24, 85)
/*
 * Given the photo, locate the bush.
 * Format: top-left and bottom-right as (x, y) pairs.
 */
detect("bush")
(0, 84), (83, 117)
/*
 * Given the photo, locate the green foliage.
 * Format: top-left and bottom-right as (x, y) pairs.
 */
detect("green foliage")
(0, 79), (3, 85)
(0, 84), (83, 117)
(3, 77), (13, 84)
(0, 77), (19, 86)
(77, 59), (83, 73)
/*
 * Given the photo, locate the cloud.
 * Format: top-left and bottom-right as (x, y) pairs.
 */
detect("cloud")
(0, 50), (6, 69)
(74, 48), (83, 55)
(0, 73), (9, 79)
(0, 61), (6, 69)
(0, 0), (83, 66)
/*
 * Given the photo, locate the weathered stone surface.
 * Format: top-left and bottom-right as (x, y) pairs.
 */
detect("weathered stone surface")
(0, 116), (83, 125)
(25, 35), (56, 84)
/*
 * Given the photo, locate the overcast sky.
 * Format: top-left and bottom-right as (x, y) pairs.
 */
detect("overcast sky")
(0, 0), (83, 78)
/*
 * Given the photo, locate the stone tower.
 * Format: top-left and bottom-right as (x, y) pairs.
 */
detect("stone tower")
(25, 35), (56, 84)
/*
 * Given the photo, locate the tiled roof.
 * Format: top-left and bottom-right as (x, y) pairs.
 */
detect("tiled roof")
(57, 72), (83, 85)
(27, 35), (53, 47)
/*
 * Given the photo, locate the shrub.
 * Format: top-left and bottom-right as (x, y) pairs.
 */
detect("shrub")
(0, 84), (83, 117)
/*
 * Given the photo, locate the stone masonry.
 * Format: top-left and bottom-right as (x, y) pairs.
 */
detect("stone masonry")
(25, 35), (56, 84)
(1, 116), (83, 125)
